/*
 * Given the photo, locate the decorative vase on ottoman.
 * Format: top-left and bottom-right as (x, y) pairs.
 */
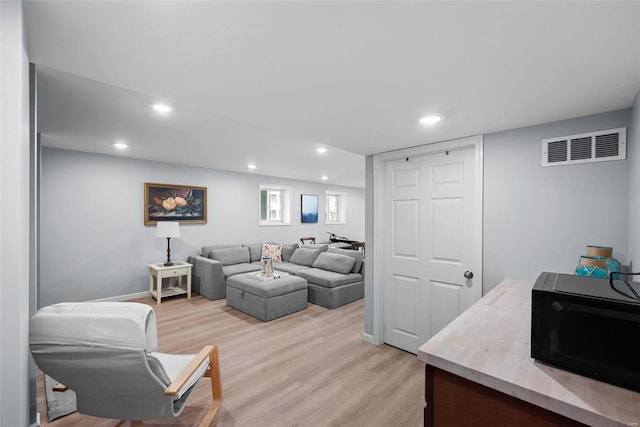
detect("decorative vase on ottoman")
(575, 255), (610, 279)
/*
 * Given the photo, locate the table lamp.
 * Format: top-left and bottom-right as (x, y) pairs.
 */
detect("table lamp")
(156, 221), (180, 266)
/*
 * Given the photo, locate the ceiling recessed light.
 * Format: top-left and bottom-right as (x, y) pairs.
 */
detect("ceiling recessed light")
(321, 175), (328, 180)
(419, 114), (444, 126)
(113, 141), (128, 149)
(316, 147), (327, 154)
(246, 163), (257, 170)
(152, 103), (173, 114)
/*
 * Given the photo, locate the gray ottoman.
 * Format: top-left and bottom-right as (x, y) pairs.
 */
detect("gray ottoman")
(226, 272), (308, 321)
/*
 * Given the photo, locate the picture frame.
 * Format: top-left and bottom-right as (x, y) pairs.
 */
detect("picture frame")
(301, 194), (319, 224)
(144, 182), (207, 225)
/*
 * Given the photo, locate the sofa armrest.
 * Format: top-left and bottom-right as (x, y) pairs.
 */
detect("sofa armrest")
(189, 255), (226, 300)
(359, 259), (365, 281)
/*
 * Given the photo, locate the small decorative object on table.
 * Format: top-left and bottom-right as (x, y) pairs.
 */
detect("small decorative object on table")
(575, 255), (610, 279)
(586, 245), (621, 278)
(260, 256), (274, 277)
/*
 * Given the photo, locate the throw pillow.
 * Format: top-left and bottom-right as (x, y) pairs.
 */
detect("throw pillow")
(312, 252), (356, 274)
(300, 243), (329, 252)
(201, 244), (238, 257)
(208, 247), (250, 266)
(262, 243), (283, 262)
(281, 243), (299, 262)
(328, 248), (364, 273)
(243, 244), (264, 262)
(289, 247), (322, 266)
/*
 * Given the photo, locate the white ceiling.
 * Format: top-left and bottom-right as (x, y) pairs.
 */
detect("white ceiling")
(24, 1), (640, 189)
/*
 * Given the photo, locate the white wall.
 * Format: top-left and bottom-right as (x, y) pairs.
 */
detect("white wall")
(483, 109), (631, 292)
(40, 147), (365, 306)
(1, 1), (33, 425)
(627, 90), (640, 271)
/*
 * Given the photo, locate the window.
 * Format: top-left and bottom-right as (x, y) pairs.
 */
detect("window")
(259, 185), (292, 226)
(325, 191), (347, 224)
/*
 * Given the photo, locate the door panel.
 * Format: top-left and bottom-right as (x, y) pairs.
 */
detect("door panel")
(384, 158), (427, 352)
(394, 167), (420, 188)
(432, 161), (464, 185)
(430, 280), (462, 335)
(432, 198), (463, 262)
(384, 144), (481, 354)
(391, 275), (419, 336)
(392, 199), (420, 258)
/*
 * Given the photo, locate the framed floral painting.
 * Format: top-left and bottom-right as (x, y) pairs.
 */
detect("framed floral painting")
(144, 182), (207, 225)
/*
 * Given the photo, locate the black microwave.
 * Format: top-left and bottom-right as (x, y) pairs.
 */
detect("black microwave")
(531, 272), (640, 392)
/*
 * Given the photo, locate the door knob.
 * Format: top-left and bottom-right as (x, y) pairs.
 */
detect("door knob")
(464, 270), (474, 279)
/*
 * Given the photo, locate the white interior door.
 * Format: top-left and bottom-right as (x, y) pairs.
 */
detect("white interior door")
(383, 142), (482, 354)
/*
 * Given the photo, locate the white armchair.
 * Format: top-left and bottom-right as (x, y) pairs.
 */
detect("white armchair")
(29, 302), (221, 426)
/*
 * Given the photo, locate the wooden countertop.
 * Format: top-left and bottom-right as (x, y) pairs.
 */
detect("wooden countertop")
(417, 278), (640, 427)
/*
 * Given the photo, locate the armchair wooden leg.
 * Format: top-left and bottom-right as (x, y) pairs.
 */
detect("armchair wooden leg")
(200, 346), (222, 427)
(52, 383), (69, 392)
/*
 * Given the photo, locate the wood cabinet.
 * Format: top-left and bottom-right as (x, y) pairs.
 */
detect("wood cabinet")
(424, 365), (586, 426)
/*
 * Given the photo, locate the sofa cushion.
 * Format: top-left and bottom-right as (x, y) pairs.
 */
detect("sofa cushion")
(274, 262), (313, 275)
(312, 252), (356, 275)
(281, 244), (299, 262)
(297, 269), (362, 288)
(328, 248), (364, 273)
(243, 244), (264, 262)
(208, 247), (250, 266)
(300, 243), (329, 252)
(222, 263), (261, 278)
(201, 244), (239, 257)
(262, 243), (283, 262)
(290, 248), (322, 266)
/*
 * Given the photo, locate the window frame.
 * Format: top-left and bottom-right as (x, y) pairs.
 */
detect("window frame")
(324, 190), (347, 225)
(259, 184), (292, 226)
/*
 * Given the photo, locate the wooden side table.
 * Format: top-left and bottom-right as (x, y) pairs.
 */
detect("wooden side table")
(148, 261), (192, 304)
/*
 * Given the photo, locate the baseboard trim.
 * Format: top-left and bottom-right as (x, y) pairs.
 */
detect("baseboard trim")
(91, 291), (148, 302)
(362, 332), (380, 345)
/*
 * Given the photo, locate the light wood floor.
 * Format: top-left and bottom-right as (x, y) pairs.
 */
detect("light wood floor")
(37, 295), (424, 427)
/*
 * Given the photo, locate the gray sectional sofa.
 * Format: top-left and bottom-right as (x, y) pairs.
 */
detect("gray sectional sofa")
(187, 243), (364, 309)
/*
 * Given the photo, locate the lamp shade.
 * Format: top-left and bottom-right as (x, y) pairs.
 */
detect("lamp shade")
(155, 222), (180, 239)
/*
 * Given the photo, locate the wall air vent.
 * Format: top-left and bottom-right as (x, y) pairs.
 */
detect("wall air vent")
(542, 127), (626, 167)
